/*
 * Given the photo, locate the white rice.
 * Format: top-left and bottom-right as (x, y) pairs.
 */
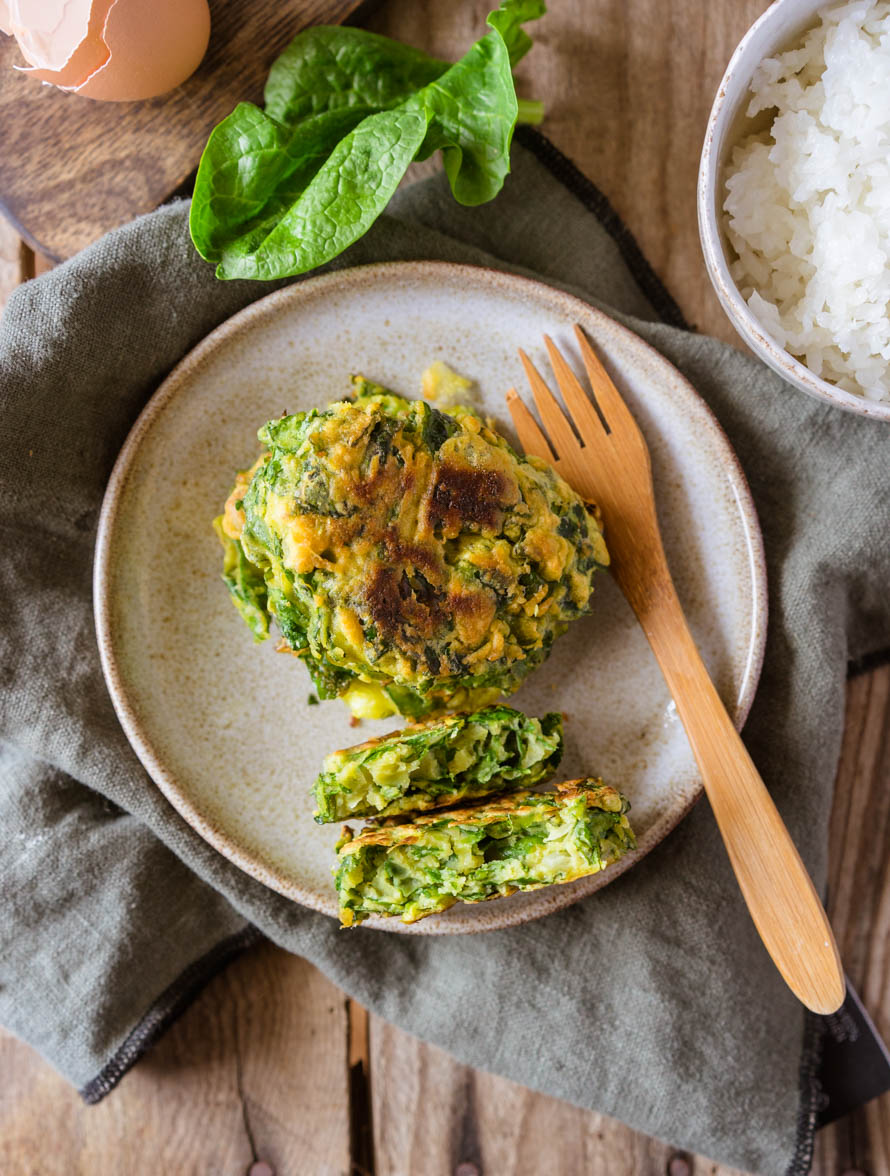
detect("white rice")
(723, 0), (890, 402)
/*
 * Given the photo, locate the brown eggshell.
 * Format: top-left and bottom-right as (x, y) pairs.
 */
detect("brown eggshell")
(73, 0), (210, 101)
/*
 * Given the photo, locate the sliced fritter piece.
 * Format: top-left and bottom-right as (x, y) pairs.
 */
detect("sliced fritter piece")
(313, 705), (563, 823)
(334, 778), (635, 926)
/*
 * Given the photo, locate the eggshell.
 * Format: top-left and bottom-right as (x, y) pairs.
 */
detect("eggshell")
(15, 0), (113, 89)
(73, 0), (210, 101)
(0, 3), (11, 36)
(7, 0), (95, 70)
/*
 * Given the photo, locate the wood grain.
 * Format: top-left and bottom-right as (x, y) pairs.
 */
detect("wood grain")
(0, 215), (24, 316)
(348, 1000), (376, 1176)
(812, 666), (890, 1176)
(1, 1), (888, 1173)
(0, 0), (368, 261)
(0, 942), (350, 1176)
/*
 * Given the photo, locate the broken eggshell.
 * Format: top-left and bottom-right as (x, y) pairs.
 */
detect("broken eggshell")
(8, 1), (111, 90)
(1, 0), (210, 101)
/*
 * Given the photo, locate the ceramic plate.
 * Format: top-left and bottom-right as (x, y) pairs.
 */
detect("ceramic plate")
(94, 262), (767, 934)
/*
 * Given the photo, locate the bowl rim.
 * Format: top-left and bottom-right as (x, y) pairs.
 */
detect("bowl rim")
(697, 0), (890, 421)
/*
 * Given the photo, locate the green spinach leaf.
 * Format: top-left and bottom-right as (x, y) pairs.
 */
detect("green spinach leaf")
(190, 0), (545, 281)
(487, 0), (546, 67)
(413, 16), (521, 206)
(190, 104), (370, 264)
(264, 26), (450, 124)
(213, 104), (429, 280)
(214, 518), (271, 640)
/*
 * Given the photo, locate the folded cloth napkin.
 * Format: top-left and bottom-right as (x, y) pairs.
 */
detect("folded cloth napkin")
(2, 129), (888, 1176)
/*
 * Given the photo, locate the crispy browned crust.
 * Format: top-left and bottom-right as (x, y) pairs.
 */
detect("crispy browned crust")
(338, 777), (620, 854)
(427, 464), (513, 533)
(328, 712), (459, 759)
(333, 436), (517, 653)
(399, 777), (614, 825)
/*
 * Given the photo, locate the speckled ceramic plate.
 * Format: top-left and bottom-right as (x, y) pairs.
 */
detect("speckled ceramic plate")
(94, 261), (767, 934)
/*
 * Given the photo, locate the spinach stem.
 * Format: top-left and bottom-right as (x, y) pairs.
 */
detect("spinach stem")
(516, 98), (544, 125)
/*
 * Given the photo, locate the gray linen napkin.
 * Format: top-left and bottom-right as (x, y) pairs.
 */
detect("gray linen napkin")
(2, 131), (888, 1176)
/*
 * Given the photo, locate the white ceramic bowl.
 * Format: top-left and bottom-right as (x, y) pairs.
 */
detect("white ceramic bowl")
(697, 0), (890, 421)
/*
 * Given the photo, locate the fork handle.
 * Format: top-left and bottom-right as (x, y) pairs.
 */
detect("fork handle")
(639, 584), (845, 1015)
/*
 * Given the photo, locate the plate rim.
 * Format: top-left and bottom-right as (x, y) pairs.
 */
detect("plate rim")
(93, 259), (768, 935)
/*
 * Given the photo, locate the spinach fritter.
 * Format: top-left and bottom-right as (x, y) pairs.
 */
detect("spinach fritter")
(216, 374), (609, 718)
(334, 778), (635, 925)
(313, 705), (563, 823)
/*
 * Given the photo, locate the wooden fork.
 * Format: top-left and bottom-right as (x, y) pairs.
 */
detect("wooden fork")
(506, 325), (844, 1016)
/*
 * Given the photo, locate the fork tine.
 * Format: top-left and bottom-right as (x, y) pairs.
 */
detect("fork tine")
(505, 387), (557, 464)
(543, 335), (607, 438)
(573, 324), (640, 437)
(518, 348), (579, 458)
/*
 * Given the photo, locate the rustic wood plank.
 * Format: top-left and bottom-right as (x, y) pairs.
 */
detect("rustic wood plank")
(348, 1000), (377, 1175)
(0, 0), (369, 261)
(0, 214), (25, 314)
(0, 942), (351, 1176)
(813, 666), (890, 1176)
(32, 251), (55, 277)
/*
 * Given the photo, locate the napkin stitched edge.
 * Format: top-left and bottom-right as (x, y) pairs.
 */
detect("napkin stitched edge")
(79, 926), (263, 1104)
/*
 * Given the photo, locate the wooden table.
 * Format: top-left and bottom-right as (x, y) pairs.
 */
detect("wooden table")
(1, 3), (888, 1173)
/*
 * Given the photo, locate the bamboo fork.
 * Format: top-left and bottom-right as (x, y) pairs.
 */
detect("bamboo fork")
(506, 325), (845, 1015)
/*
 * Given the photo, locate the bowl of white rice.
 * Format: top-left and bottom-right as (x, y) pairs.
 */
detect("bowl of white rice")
(698, 0), (890, 418)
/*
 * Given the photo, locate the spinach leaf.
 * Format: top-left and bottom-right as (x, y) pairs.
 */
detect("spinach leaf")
(413, 17), (521, 206)
(189, 104), (371, 267)
(264, 26), (449, 124)
(487, 0), (546, 67)
(212, 104), (429, 280)
(360, 417), (398, 474)
(420, 403), (459, 451)
(190, 0), (545, 282)
(214, 518), (270, 641)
